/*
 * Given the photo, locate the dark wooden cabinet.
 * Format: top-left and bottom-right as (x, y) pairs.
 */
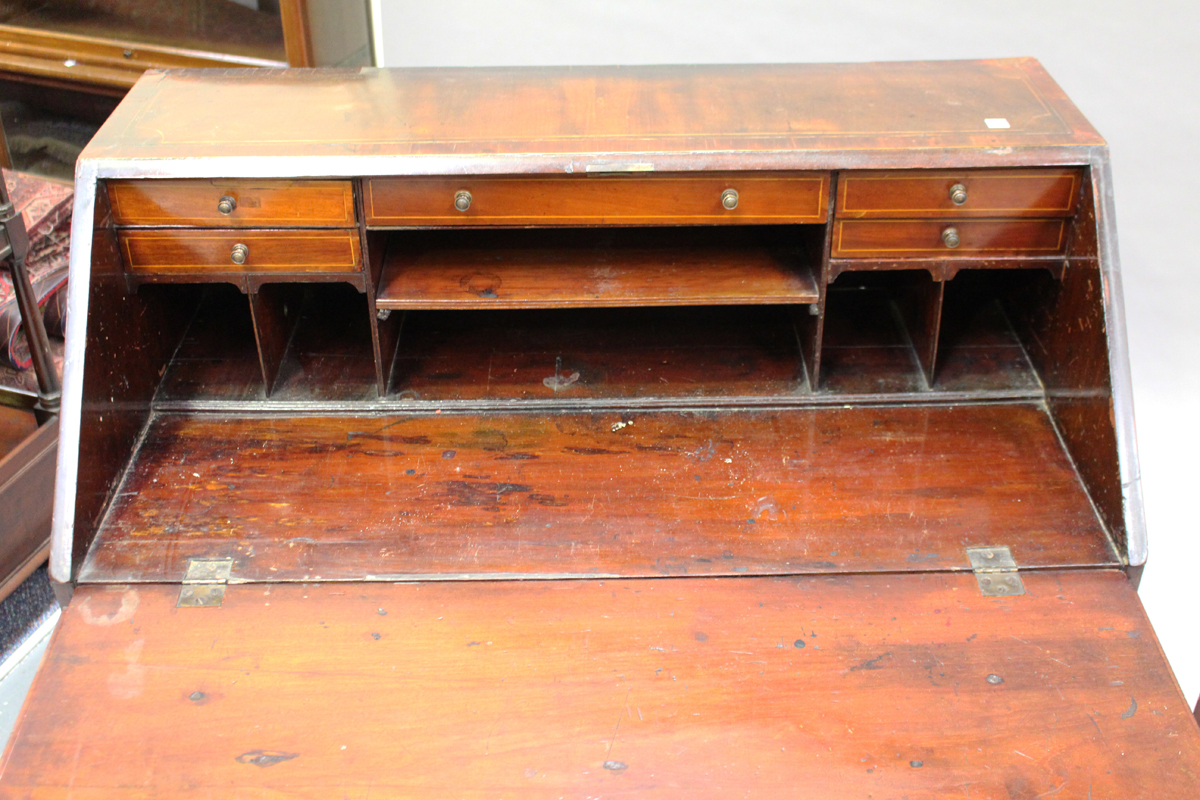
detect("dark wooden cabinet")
(2, 59), (1197, 797)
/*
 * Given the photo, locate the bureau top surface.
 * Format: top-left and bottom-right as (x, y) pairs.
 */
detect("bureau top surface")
(80, 58), (1102, 174)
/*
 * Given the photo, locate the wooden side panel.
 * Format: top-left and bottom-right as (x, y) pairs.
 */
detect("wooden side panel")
(4, 572), (1199, 798)
(108, 179), (356, 228)
(69, 188), (195, 579)
(1006, 170), (1126, 555)
(119, 229), (362, 274)
(366, 173), (829, 227)
(837, 168), (1082, 218)
(832, 218), (1068, 258)
(80, 404), (1114, 583)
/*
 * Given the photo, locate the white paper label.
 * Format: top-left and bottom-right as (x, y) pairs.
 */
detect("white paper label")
(984, 118), (1011, 129)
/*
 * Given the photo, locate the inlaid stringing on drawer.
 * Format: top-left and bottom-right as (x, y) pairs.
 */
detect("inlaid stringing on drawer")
(365, 173), (830, 226)
(832, 218), (1068, 258)
(836, 169), (1082, 219)
(119, 229), (362, 274)
(107, 179), (357, 228)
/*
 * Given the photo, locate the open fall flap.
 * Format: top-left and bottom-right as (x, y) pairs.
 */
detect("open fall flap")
(2, 570), (1198, 797)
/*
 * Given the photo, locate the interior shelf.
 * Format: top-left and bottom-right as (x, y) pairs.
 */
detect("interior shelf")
(81, 403), (1115, 583)
(376, 228), (819, 310)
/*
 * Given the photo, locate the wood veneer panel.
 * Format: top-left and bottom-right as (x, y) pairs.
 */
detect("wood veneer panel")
(81, 404), (1114, 583)
(5, 572), (1200, 798)
(108, 179), (356, 227)
(837, 168), (1082, 219)
(377, 228), (818, 310)
(366, 173), (829, 227)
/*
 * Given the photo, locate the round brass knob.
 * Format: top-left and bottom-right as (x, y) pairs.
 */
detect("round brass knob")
(941, 227), (961, 249)
(230, 243), (248, 265)
(949, 183), (968, 206)
(721, 188), (739, 210)
(217, 195), (236, 215)
(454, 190), (472, 212)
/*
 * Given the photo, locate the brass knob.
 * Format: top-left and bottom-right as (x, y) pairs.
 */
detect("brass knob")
(230, 243), (248, 265)
(217, 195), (236, 215)
(941, 227), (961, 249)
(454, 190), (472, 212)
(721, 188), (739, 210)
(949, 183), (967, 205)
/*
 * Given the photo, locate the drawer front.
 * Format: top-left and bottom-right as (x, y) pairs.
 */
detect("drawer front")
(832, 218), (1068, 258)
(108, 180), (357, 227)
(365, 172), (830, 226)
(837, 169), (1082, 219)
(120, 229), (362, 274)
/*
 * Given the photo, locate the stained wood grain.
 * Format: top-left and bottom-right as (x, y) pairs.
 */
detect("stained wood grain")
(4, 572), (1199, 798)
(80, 403), (1114, 583)
(376, 228), (818, 310)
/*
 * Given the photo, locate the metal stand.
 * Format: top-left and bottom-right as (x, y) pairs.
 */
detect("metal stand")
(0, 171), (61, 420)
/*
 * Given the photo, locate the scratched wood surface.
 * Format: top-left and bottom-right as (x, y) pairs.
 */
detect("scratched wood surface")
(5, 571), (1199, 798)
(82, 59), (1101, 166)
(80, 403), (1114, 583)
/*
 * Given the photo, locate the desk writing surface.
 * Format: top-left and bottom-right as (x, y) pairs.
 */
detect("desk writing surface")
(81, 58), (1102, 168)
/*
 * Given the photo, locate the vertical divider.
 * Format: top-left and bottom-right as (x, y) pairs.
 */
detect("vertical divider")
(894, 271), (945, 387)
(796, 173), (837, 391)
(355, 179), (402, 397)
(363, 229), (401, 396)
(248, 283), (298, 396)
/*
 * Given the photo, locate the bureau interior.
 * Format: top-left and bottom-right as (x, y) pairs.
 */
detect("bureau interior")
(68, 170), (1127, 584)
(146, 228), (1062, 405)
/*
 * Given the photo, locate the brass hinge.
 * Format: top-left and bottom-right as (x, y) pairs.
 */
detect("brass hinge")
(177, 558), (233, 608)
(966, 546), (1025, 597)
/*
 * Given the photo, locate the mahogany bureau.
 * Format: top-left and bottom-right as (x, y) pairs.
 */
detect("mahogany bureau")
(3, 60), (1198, 797)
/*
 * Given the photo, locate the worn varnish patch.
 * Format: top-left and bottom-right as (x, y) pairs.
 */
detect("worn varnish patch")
(2, 573), (1198, 798)
(80, 404), (1115, 583)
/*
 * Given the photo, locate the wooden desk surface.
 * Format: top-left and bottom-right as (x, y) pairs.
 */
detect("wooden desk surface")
(82, 59), (1102, 170)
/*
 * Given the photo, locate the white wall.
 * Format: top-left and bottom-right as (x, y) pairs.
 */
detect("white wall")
(373, 0), (1200, 708)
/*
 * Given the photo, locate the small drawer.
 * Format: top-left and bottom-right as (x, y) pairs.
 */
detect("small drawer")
(832, 219), (1068, 258)
(108, 180), (357, 228)
(837, 169), (1082, 219)
(365, 172), (829, 227)
(119, 229), (362, 275)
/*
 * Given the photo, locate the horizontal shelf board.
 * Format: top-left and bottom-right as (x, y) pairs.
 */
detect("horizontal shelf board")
(376, 228), (818, 310)
(82, 403), (1115, 583)
(10, 572), (1197, 797)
